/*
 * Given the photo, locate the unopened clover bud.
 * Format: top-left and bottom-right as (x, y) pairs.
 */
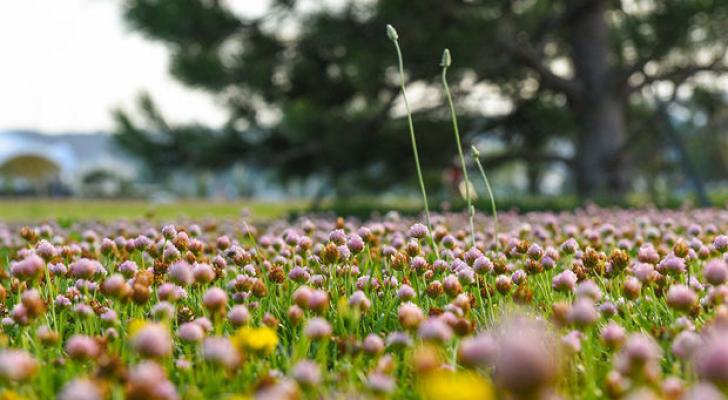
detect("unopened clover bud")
(132, 323), (173, 359)
(714, 235), (728, 252)
(704, 259), (728, 285)
(202, 287), (228, 313)
(672, 330), (701, 360)
(666, 284), (697, 312)
(441, 48), (451, 68)
(58, 378), (103, 400)
(0, 350), (37, 381)
(363, 334), (385, 355)
(304, 317), (332, 340)
(292, 359), (321, 387)
(65, 335), (100, 360)
(471, 145), (480, 158)
(601, 322), (626, 350)
(386, 24), (398, 41)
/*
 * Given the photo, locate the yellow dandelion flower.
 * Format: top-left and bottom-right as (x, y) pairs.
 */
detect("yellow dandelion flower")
(231, 326), (278, 354)
(246, 327), (278, 353)
(128, 318), (149, 337)
(337, 296), (350, 315)
(0, 390), (29, 400)
(224, 395), (251, 400)
(419, 370), (493, 400)
(230, 326), (250, 350)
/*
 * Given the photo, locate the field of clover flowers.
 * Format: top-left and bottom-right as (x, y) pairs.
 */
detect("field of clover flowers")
(2, 24), (728, 400)
(3, 209), (728, 399)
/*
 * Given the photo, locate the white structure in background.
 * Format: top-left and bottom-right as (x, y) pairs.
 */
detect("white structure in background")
(0, 131), (317, 199)
(0, 131), (138, 196)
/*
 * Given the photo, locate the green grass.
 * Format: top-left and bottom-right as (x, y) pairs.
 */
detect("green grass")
(0, 199), (306, 222)
(0, 190), (722, 224)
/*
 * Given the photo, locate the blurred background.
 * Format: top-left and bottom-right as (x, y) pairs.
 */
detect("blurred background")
(1, 0), (728, 217)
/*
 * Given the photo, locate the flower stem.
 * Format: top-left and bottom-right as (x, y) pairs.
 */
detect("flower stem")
(387, 25), (439, 259)
(472, 147), (499, 249)
(441, 49), (475, 247)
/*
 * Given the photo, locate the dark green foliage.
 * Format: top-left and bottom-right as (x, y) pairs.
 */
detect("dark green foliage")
(115, 0), (728, 196)
(113, 93), (248, 177)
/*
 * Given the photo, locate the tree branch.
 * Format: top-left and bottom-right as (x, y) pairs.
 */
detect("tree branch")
(481, 150), (574, 168)
(532, 0), (601, 45)
(267, 141), (323, 165)
(618, 82), (682, 155)
(466, 98), (540, 139)
(627, 58), (728, 94)
(496, 35), (582, 98)
(265, 86), (400, 165)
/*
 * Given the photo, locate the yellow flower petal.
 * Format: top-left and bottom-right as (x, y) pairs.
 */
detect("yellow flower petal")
(231, 326), (278, 354)
(419, 370), (493, 400)
(128, 318), (148, 337)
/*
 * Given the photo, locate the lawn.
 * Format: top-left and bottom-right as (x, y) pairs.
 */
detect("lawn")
(0, 199), (305, 222)
(1, 207), (728, 399)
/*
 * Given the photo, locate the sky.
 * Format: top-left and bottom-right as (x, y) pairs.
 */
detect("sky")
(0, 0), (270, 134)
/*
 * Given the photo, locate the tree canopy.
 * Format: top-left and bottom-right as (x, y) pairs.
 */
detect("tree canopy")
(116, 0), (728, 198)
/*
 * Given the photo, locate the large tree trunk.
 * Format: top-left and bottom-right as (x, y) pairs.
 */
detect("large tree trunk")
(527, 165), (540, 195)
(568, 0), (628, 197)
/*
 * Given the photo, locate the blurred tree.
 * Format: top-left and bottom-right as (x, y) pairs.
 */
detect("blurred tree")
(113, 92), (248, 178)
(116, 0), (728, 198)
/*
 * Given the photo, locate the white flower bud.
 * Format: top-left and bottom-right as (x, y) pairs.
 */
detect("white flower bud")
(441, 49), (451, 68)
(386, 24), (398, 41)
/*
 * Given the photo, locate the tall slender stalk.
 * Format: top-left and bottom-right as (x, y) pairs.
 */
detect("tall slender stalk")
(441, 48), (475, 247)
(386, 24), (439, 258)
(472, 145), (499, 249)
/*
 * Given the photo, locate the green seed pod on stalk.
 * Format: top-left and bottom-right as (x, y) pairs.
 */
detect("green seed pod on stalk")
(386, 24), (439, 259)
(441, 48), (475, 246)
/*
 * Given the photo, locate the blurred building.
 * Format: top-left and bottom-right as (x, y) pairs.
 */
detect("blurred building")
(0, 130), (138, 197)
(0, 130), (291, 199)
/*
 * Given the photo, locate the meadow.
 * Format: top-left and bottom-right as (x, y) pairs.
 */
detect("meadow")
(1, 22), (726, 400)
(0, 199), (300, 222)
(1, 207), (728, 399)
